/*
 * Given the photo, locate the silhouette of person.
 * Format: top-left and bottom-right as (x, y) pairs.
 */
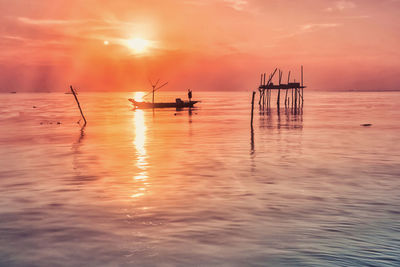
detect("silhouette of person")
(188, 89), (192, 102)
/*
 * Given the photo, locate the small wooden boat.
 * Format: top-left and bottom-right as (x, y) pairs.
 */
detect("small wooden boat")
(129, 79), (199, 109)
(129, 98), (199, 109)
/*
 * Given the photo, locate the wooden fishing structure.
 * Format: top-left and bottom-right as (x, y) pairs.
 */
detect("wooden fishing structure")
(257, 66), (305, 112)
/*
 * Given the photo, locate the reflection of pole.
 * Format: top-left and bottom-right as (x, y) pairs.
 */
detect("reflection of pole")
(291, 88), (293, 109)
(250, 125), (255, 154)
(251, 91), (256, 126)
(70, 86), (87, 125)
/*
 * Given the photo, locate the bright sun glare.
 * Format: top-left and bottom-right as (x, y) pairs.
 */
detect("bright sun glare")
(134, 92), (145, 102)
(127, 38), (150, 54)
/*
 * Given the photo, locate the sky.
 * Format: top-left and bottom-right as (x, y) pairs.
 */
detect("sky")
(0, 0), (399, 92)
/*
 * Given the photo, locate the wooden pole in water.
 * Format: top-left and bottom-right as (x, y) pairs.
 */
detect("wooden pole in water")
(285, 71), (290, 107)
(258, 73), (262, 106)
(266, 68), (278, 109)
(70, 85), (87, 125)
(251, 91), (256, 126)
(152, 85), (155, 105)
(268, 79), (270, 109)
(260, 73), (263, 86)
(269, 89), (271, 108)
(263, 73), (266, 109)
(301, 65), (304, 106)
(277, 69), (282, 107)
(262, 90), (264, 110)
(294, 85), (297, 111)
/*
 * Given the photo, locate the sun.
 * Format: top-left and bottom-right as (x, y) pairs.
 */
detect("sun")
(126, 38), (150, 54)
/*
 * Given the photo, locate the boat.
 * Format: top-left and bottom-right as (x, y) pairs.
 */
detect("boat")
(129, 98), (199, 109)
(128, 78), (199, 109)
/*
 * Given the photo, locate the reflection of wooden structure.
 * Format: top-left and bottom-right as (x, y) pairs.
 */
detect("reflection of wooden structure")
(258, 66), (305, 112)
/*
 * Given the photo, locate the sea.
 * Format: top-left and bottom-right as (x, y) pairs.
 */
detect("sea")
(0, 91), (399, 266)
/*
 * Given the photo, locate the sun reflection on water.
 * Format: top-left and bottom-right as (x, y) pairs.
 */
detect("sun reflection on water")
(132, 109), (149, 198)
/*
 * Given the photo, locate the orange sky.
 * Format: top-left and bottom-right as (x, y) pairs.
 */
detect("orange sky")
(0, 0), (399, 92)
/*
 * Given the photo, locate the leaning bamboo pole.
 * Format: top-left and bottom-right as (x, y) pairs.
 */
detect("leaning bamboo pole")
(70, 85), (87, 125)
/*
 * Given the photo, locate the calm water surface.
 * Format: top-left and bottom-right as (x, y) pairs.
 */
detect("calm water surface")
(0, 91), (399, 266)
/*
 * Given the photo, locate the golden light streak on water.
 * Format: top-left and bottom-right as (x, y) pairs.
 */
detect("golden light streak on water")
(132, 109), (149, 198)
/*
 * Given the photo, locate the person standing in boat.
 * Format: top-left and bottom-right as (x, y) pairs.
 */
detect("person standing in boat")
(188, 89), (192, 103)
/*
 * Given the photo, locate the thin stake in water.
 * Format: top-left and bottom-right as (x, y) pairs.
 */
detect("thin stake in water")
(70, 85), (87, 125)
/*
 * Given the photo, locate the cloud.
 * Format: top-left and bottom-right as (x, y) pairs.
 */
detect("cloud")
(14, 16), (142, 44)
(301, 23), (339, 31)
(17, 17), (81, 25)
(183, 0), (208, 6)
(326, 1), (356, 12)
(223, 0), (248, 11)
(341, 15), (370, 19)
(17, 16), (140, 29)
(185, 0), (248, 10)
(276, 23), (340, 39)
